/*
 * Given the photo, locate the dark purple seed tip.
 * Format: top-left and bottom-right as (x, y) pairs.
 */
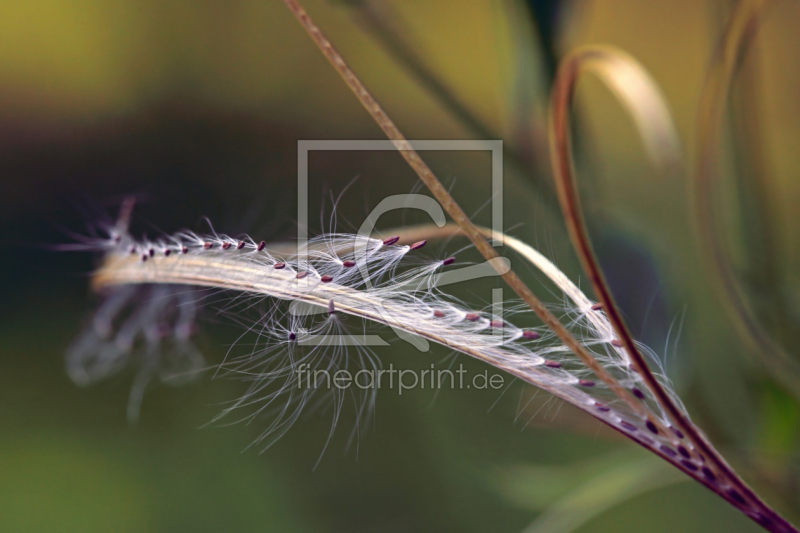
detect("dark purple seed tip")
(296, 271), (308, 279)
(141, 254), (148, 262)
(465, 313), (481, 322)
(409, 240), (427, 250)
(129, 246), (136, 254)
(701, 467), (716, 481)
(591, 303), (603, 311)
(489, 320), (504, 328)
(620, 421), (637, 432)
(274, 262), (286, 269)
(632, 387), (645, 399)
(522, 330), (540, 340)
(442, 256), (456, 266)
(660, 445), (677, 457)
(433, 310), (445, 318)
(342, 260), (356, 268)
(382, 236), (400, 246)
(610, 339), (623, 347)
(203, 242), (212, 249)
(182, 246), (188, 254)
(579, 379), (596, 387)
(328, 300), (335, 315)
(288, 332), (296, 341)
(678, 446), (691, 459)
(164, 249), (171, 257)
(113, 235), (122, 243)
(237, 241), (245, 250)
(148, 248), (155, 257)
(544, 360), (562, 369)
(727, 489), (747, 506)
(222, 242), (231, 250)
(595, 403), (610, 412)
(646, 420), (659, 434)
(680, 460), (698, 472)
(320, 275), (333, 283)
(670, 426), (685, 439)
(257, 241), (266, 251)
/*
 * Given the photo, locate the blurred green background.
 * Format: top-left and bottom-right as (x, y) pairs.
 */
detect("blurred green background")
(1, 0), (799, 531)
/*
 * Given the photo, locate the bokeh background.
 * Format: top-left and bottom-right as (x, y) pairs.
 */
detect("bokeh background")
(1, 0), (799, 531)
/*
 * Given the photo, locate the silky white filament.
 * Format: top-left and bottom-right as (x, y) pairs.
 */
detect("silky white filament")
(69, 221), (695, 465)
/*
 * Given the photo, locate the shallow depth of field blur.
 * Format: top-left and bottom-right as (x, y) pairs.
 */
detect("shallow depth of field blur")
(1, 1), (799, 531)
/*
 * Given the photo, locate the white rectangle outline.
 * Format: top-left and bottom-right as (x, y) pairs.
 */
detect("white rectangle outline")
(297, 140), (503, 260)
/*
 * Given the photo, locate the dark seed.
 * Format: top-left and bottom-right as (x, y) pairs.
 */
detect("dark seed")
(620, 421), (637, 432)
(465, 313), (481, 322)
(701, 467), (716, 481)
(610, 339), (623, 347)
(342, 260), (356, 268)
(320, 275), (333, 283)
(660, 445), (677, 457)
(433, 310), (445, 318)
(632, 387), (645, 399)
(203, 242), (212, 249)
(182, 246), (188, 254)
(129, 246), (136, 254)
(579, 379), (595, 387)
(544, 360), (562, 368)
(382, 236), (400, 246)
(522, 330), (540, 340)
(489, 320), (504, 328)
(237, 241), (245, 250)
(442, 256), (456, 266)
(164, 249), (171, 257)
(288, 332), (296, 341)
(646, 420), (659, 434)
(681, 460), (698, 472)
(727, 489), (747, 506)
(141, 254), (148, 262)
(148, 248), (155, 257)
(678, 446), (691, 459)
(274, 262), (286, 269)
(591, 303), (603, 311)
(595, 403), (610, 412)
(257, 241), (266, 251)
(328, 300), (335, 315)
(409, 240), (427, 250)
(671, 426), (685, 439)
(296, 271), (308, 279)
(222, 242), (231, 250)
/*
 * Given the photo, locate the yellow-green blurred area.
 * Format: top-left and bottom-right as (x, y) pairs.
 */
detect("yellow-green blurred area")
(1, 1), (799, 531)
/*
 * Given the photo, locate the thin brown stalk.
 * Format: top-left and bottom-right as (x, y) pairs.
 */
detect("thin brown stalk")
(548, 44), (795, 531)
(695, 0), (800, 400)
(346, 0), (558, 209)
(280, 0), (642, 415)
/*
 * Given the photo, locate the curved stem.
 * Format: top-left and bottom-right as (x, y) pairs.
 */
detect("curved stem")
(694, 0), (800, 399)
(548, 44), (795, 531)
